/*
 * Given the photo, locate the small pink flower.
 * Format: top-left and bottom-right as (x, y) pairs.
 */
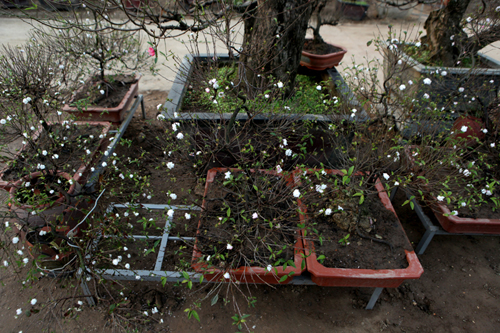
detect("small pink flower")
(148, 47), (155, 57)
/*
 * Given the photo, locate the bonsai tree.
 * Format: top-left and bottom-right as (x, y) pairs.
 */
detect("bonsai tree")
(308, 0), (340, 46)
(33, 21), (150, 85)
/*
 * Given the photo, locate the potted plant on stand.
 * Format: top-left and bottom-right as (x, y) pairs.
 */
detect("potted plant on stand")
(382, 0), (500, 121)
(294, 167), (423, 287)
(32, 23), (152, 123)
(301, 0), (347, 71)
(0, 38), (109, 275)
(191, 168), (306, 284)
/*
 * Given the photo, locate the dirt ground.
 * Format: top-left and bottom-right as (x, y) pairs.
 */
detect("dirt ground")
(1, 90), (500, 333)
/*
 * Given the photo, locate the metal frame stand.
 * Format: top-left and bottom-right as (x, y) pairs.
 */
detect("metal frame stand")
(390, 187), (499, 255)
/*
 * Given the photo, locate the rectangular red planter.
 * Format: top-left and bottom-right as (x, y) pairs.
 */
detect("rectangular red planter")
(404, 146), (500, 234)
(429, 201), (500, 234)
(0, 121), (111, 191)
(296, 169), (423, 287)
(191, 167), (306, 284)
(62, 74), (141, 123)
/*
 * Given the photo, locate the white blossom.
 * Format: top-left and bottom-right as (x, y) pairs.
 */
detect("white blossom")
(125, 263), (130, 269)
(267, 265), (272, 272)
(176, 132), (184, 139)
(466, 17), (472, 23)
(437, 195), (445, 201)
(338, 206), (343, 211)
(31, 299), (37, 306)
(225, 171), (231, 179)
(316, 85), (322, 91)
(441, 71), (447, 76)
(226, 244), (233, 250)
(461, 126), (468, 133)
(252, 212), (258, 219)
(399, 84), (406, 91)
(293, 189), (300, 198)
(285, 149), (292, 156)
(223, 272), (230, 279)
(185, 213), (191, 220)
(152, 307), (158, 314)
(157, 114), (165, 120)
(156, 104), (162, 110)
(383, 173), (390, 180)
(324, 208), (332, 215)
(264, 94), (269, 99)
(277, 81), (283, 88)
(167, 162), (175, 169)
(112, 259), (119, 265)
(170, 193), (177, 200)
(276, 165), (283, 173)
(23, 97), (31, 104)
(23, 258), (29, 264)
(451, 210), (458, 216)
(423, 78), (432, 85)
(415, 42), (421, 47)
(100, 90), (105, 95)
(16, 308), (22, 315)
(167, 209), (174, 218)
(423, 93), (430, 99)
(12, 237), (19, 244)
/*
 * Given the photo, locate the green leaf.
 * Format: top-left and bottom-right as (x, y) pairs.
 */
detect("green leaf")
(348, 166), (354, 176)
(192, 310), (200, 322)
(279, 275), (288, 283)
(211, 294), (219, 306)
(227, 207), (231, 217)
(367, 40), (373, 47)
(359, 195), (365, 205)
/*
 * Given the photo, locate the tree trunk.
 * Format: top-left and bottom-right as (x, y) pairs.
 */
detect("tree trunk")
(239, 0), (316, 98)
(420, 0), (471, 67)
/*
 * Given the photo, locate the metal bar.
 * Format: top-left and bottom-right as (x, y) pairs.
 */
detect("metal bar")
(140, 94), (146, 120)
(154, 216), (171, 271)
(366, 287), (383, 310)
(77, 268), (96, 306)
(415, 229), (437, 255)
(112, 203), (201, 211)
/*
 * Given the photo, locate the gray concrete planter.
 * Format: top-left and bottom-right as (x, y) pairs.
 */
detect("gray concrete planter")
(383, 41), (500, 116)
(161, 54), (368, 123)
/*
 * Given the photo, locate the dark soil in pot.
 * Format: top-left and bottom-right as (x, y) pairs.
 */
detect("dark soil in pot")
(14, 173), (71, 206)
(73, 74), (137, 108)
(301, 174), (411, 270)
(303, 39), (343, 55)
(310, 195), (410, 269)
(196, 171), (298, 270)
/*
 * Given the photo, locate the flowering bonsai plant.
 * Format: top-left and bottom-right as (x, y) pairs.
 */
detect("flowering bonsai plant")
(32, 23), (152, 122)
(0, 36), (112, 277)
